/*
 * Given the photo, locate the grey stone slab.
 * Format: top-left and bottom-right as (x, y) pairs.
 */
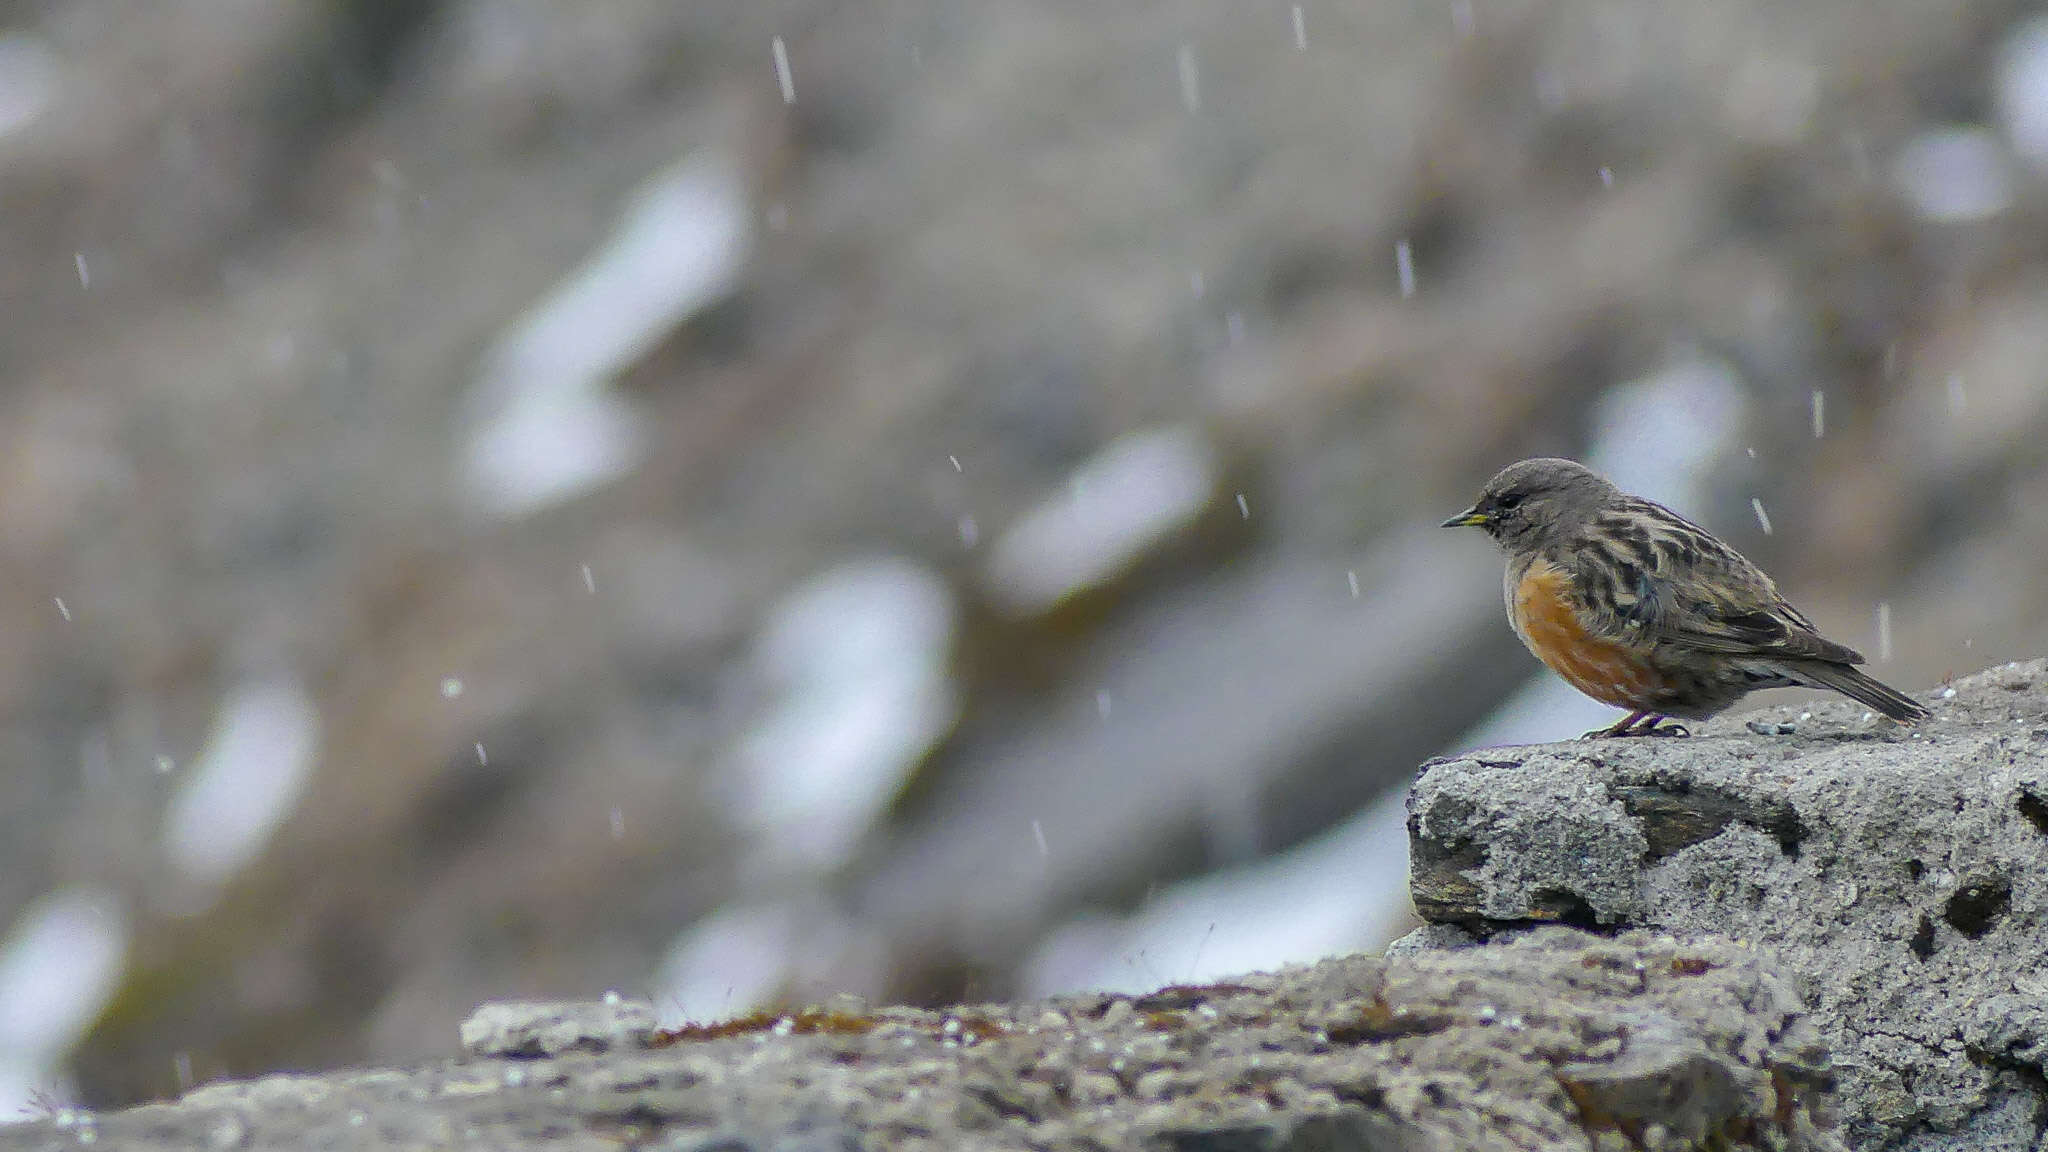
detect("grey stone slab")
(1407, 659), (2048, 1149)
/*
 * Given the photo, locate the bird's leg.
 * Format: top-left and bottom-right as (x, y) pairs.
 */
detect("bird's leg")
(1631, 714), (1690, 738)
(1581, 712), (1692, 738)
(1583, 711), (1652, 739)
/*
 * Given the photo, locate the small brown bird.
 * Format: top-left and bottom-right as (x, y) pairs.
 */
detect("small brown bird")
(1441, 457), (1927, 737)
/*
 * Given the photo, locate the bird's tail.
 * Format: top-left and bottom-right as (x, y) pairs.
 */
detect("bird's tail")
(1789, 662), (1929, 723)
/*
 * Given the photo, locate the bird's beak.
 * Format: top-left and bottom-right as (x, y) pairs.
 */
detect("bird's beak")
(1440, 505), (1489, 529)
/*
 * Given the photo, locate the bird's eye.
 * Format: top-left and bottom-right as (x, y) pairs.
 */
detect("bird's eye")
(1494, 492), (1525, 511)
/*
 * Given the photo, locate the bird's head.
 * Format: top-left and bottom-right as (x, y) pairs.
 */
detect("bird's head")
(1440, 457), (1615, 550)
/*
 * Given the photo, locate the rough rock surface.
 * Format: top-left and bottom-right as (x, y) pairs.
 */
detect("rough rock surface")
(1408, 659), (2048, 1150)
(0, 931), (1836, 1151)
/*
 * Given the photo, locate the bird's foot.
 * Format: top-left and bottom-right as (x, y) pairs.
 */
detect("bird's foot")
(1582, 712), (1649, 739)
(1581, 713), (1689, 739)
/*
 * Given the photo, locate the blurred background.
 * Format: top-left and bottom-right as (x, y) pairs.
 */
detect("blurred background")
(0, 0), (2037, 1115)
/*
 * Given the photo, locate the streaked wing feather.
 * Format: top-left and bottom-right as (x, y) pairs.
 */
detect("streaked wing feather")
(1567, 497), (1865, 665)
(1661, 607), (1865, 664)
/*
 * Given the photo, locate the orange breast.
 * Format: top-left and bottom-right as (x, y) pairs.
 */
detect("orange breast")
(1510, 559), (1667, 708)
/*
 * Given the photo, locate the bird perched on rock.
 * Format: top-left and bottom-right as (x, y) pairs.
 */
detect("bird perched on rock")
(1441, 457), (1927, 737)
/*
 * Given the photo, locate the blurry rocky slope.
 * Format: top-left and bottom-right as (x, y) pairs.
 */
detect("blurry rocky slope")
(0, 0), (2037, 1111)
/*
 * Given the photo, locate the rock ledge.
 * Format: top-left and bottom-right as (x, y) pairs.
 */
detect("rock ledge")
(1407, 659), (2048, 1150)
(5, 931), (1836, 1152)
